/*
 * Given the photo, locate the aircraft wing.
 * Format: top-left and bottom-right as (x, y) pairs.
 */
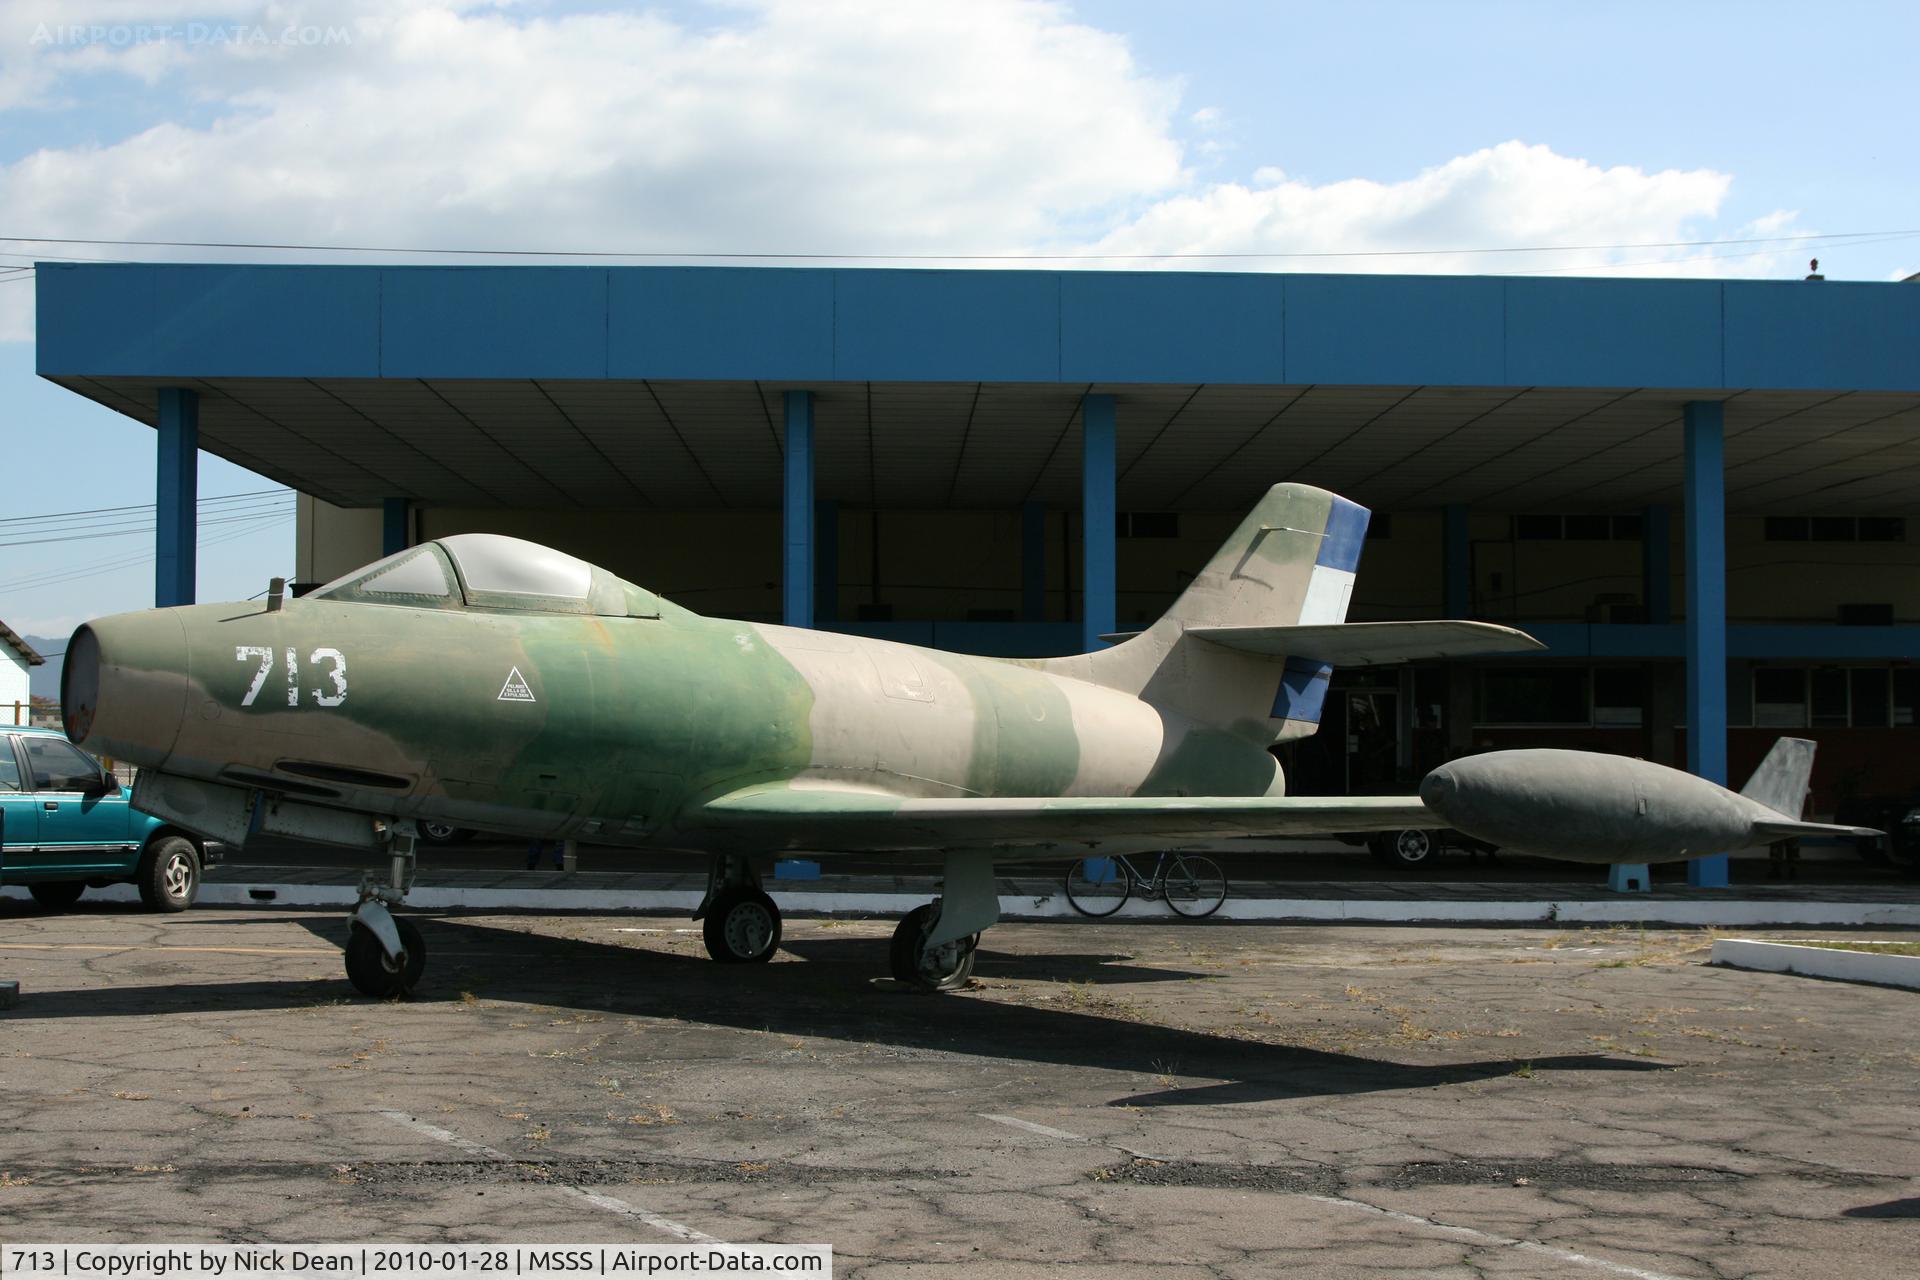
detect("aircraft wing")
(685, 784), (1436, 856)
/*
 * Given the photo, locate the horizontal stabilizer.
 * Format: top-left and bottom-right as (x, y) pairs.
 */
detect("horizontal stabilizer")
(687, 784), (1436, 857)
(1752, 817), (1883, 842)
(1188, 620), (1545, 665)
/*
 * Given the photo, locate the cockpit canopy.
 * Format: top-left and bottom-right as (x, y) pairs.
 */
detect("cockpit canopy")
(312, 534), (664, 618)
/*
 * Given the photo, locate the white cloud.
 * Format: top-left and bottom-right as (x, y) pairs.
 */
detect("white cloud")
(0, 3), (1811, 342)
(1078, 141), (1795, 278)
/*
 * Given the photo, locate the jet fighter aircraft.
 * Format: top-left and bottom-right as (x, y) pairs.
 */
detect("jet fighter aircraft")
(62, 483), (1870, 996)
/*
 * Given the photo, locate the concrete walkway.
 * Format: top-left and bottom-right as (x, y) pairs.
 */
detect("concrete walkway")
(147, 862), (1920, 928)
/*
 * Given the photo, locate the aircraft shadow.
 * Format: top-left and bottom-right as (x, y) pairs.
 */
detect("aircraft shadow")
(5, 913), (1669, 1107)
(781, 937), (1201, 986)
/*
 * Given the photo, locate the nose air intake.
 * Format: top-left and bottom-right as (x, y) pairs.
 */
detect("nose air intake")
(62, 623), (100, 743)
(60, 612), (190, 767)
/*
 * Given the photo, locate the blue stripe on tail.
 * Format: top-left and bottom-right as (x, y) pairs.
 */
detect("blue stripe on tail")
(1315, 496), (1370, 572)
(1271, 657), (1333, 723)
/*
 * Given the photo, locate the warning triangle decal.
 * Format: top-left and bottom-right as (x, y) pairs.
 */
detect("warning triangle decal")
(498, 666), (536, 702)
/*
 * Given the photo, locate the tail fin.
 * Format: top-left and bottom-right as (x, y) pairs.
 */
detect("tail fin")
(1739, 737), (1815, 818)
(1034, 483), (1542, 743)
(1035, 484), (1366, 740)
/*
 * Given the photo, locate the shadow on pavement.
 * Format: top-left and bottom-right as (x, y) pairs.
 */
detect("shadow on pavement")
(5, 913), (1671, 1107)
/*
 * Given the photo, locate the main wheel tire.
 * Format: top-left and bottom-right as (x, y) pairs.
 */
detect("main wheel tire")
(1163, 854), (1228, 918)
(1064, 857), (1132, 917)
(418, 821), (474, 846)
(136, 836), (200, 912)
(702, 887), (782, 963)
(345, 917), (426, 998)
(888, 903), (978, 991)
(28, 881), (86, 911)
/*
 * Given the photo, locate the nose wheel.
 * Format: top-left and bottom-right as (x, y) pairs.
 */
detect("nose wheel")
(345, 822), (425, 998)
(346, 914), (425, 998)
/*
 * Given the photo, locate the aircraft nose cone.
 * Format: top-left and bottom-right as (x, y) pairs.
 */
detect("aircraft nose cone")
(62, 611), (190, 767)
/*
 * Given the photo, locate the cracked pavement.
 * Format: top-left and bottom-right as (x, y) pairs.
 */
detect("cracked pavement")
(2, 903), (1916, 1279)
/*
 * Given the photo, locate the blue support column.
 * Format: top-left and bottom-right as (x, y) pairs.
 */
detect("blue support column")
(814, 499), (839, 624)
(382, 497), (411, 557)
(1081, 395), (1117, 651)
(1021, 500), (1047, 623)
(155, 387), (198, 607)
(782, 391), (816, 629)
(1443, 504), (1471, 618)
(1684, 401), (1730, 888)
(1643, 504), (1672, 624)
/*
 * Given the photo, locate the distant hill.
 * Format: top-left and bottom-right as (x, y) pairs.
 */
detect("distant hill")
(25, 635), (63, 702)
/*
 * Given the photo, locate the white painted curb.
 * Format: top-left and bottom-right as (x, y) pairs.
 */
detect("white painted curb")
(9, 882), (1920, 928)
(1710, 938), (1920, 989)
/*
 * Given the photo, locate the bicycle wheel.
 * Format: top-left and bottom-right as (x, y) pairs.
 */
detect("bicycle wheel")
(1064, 856), (1132, 917)
(1162, 853), (1227, 918)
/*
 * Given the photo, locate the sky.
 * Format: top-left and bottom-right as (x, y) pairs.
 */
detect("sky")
(3, 0), (1917, 648)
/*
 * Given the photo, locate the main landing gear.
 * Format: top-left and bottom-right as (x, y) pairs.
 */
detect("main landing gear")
(345, 821), (425, 998)
(887, 850), (997, 992)
(697, 854), (782, 963)
(693, 850), (1000, 991)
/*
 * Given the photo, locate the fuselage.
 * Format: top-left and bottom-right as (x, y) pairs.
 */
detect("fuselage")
(67, 592), (1285, 851)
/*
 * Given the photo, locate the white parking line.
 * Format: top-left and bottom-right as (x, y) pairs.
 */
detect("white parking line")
(980, 1114), (1091, 1143)
(1300, 1193), (1691, 1280)
(375, 1109), (718, 1243)
(979, 1111), (1692, 1280)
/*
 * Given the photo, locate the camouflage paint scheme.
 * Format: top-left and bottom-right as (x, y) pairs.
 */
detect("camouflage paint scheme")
(63, 483), (1863, 867)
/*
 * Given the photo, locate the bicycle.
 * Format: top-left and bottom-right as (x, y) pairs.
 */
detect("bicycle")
(1063, 851), (1228, 919)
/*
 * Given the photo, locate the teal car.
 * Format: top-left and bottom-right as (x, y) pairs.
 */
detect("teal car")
(1, 724), (221, 912)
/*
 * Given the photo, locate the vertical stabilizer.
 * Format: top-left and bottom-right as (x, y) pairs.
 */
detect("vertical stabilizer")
(1739, 737), (1815, 818)
(1032, 484), (1368, 741)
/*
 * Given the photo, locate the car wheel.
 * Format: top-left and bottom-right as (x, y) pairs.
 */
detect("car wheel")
(137, 836), (201, 912)
(28, 881), (86, 912)
(1380, 828), (1441, 869)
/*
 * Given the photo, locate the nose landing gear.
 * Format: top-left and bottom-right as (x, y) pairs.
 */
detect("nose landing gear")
(345, 822), (424, 998)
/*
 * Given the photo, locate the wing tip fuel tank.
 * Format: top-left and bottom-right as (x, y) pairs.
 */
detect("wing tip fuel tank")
(1421, 746), (1865, 864)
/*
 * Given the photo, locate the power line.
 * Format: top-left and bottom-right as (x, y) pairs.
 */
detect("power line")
(1, 495), (288, 529)
(0, 504), (295, 549)
(2, 228), (1916, 263)
(0, 512), (294, 594)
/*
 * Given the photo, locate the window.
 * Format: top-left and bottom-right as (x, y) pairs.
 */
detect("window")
(22, 737), (101, 791)
(1753, 668), (1807, 728)
(1810, 668), (1849, 727)
(1477, 669), (1589, 724)
(1514, 514), (1642, 541)
(0, 741), (21, 791)
(443, 534), (592, 598)
(1852, 668), (1890, 728)
(359, 550), (452, 597)
(1764, 516), (1905, 543)
(1117, 512), (1179, 539)
(1514, 515), (1562, 540)
(1895, 671), (1920, 728)
(1592, 668), (1648, 727)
